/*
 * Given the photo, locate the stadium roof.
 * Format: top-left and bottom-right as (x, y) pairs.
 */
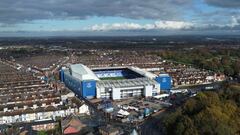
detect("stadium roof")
(96, 78), (157, 88)
(70, 64), (99, 81)
(159, 74), (170, 77)
(129, 67), (157, 79)
(91, 66), (126, 70)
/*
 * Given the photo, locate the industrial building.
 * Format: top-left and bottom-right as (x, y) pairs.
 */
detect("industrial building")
(61, 64), (172, 100)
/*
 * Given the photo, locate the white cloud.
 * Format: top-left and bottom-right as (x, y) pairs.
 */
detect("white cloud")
(230, 16), (239, 27)
(89, 17), (240, 31)
(90, 23), (141, 31)
(154, 21), (193, 29)
(90, 21), (194, 31)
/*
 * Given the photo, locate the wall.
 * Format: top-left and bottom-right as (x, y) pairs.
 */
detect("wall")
(81, 80), (96, 98)
(155, 75), (172, 91)
(60, 69), (65, 82)
(144, 85), (153, 97)
(64, 72), (96, 98)
(64, 72), (81, 97)
(112, 88), (121, 100)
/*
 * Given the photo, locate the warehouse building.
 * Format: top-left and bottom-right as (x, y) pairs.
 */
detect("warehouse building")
(61, 64), (171, 100)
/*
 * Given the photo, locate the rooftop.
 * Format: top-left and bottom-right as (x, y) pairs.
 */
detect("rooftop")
(97, 78), (158, 88)
(70, 64), (99, 81)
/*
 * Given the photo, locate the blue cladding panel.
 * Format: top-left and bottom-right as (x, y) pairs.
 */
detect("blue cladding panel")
(63, 71), (96, 98)
(60, 69), (65, 82)
(155, 76), (172, 90)
(81, 80), (96, 98)
(64, 73), (81, 96)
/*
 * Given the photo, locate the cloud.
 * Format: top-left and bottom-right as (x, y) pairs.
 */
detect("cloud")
(90, 21), (194, 31)
(0, 0), (192, 24)
(204, 0), (240, 8)
(0, 0), (239, 35)
(91, 23), (143, 31)
(89, 17), (240, 31)
(230, 16), (240, 27)
(154, 21), (193, 29)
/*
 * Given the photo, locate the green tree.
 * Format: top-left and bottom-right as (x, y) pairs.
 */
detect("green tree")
(233, 61), (240, 75)
(37, 131), (48, 135)
(224, 66), (234, 76)
(162, 83), (240, 135)
(174, 116), (198, 135)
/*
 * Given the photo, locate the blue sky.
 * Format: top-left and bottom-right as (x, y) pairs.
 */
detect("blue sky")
(0, 0), (240, 36)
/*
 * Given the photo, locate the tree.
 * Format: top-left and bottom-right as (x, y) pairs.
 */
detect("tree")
(221, 56), (231, 66)
(162, 83), (240, 135)
(224, 66), (234, 76)
(182, 98), (199, 115)
(37, 131), (48, 135)
(174, 116), (198, 135)
(233, 61), (240, 75)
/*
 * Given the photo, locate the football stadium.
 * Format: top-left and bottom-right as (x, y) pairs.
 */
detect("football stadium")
(60, 64), (171, 100)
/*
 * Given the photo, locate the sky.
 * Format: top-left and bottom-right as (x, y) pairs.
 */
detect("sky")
(0, 0), (240, 36)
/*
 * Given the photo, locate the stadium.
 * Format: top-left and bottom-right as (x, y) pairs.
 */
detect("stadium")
(60, 64), (171, 100)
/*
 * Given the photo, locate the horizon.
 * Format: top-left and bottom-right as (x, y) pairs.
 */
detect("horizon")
(0, 34), (240, 39)
(0, 0), (240, 37)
